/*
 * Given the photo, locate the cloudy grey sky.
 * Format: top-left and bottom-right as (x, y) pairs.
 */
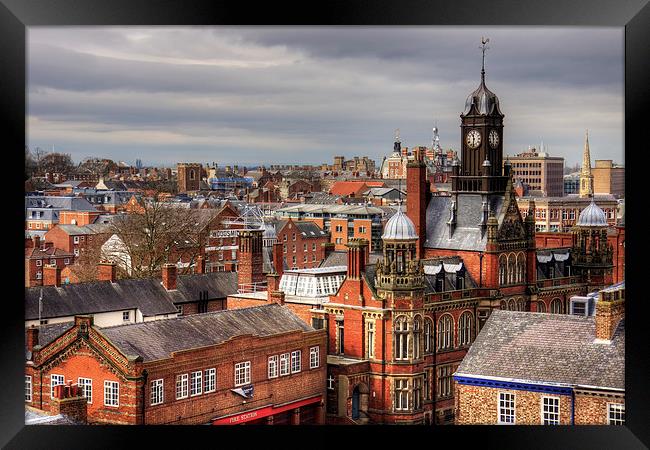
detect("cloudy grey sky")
(27, 27), (624, 168)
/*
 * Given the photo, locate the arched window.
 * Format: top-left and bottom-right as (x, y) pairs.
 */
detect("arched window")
(507, 254), (516, 284)
(189, 169), (196, 180)
(508, 299), (516, 311)
(517, 298), (525, 311)
(424, 318), (433, 353)
(394, 316), (409, 360)
(516, 253), (526, 283)
(550, 298), (563, 314)
(413, 316), (422, 359)
(537, 301), (547, 313)
(500, 300), (507, 310)
(458, 311), (473, 346)
(499, 255), (507, 285)
(437, 315), (453, 350)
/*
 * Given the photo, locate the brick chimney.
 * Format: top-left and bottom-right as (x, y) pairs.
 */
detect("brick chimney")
(50, 382), (88, 423)
(43, 264), (61, 287)
(195, 255), (205, 274)
(595, 285), (625, 342)
(272, 242), (283, 277)
(407, 150), (428, 259)
(98, 261), (117, 282)
(237, 229), (264, 288)
(26, 325), (39, 353)
(162, 263), (177, 290)
(346, 238), (368, 280)
(269, 290), (285, 306)
(32, 235), (41, 249)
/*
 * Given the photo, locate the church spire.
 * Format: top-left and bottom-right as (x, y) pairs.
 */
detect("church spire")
(579, 129), (594, 198)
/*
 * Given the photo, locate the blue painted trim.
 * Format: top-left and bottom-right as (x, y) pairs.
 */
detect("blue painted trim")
(454, 375), (573, 396)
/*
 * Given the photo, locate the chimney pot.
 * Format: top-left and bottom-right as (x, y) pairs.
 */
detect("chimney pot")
(27, 325), (39, 353)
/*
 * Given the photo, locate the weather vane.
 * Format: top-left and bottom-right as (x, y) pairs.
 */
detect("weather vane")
(479, 37), (490, 77)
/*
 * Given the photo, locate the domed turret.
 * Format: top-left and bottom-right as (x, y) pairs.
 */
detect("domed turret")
(576, 199), (608, 227)
(463, 75), (502, 116)
(382, 208), (418, 240)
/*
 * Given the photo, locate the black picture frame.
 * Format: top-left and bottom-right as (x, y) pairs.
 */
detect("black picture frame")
(2, 0), (648, 448)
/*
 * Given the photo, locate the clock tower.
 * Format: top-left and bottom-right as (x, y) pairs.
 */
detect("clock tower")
(453, 38), (508, 194)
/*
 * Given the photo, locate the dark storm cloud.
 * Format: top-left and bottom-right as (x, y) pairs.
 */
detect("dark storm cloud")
(27, 27), (623, 167)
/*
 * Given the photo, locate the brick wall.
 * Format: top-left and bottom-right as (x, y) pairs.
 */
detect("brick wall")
(574, 392), (624, 425)
(455, 383), (571, 425)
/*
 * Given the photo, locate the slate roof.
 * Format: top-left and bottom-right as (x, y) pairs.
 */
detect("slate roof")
(277, 219), (328, 238)
(24, 271), (238, 319)
(54, 223), (113, 236)
(25, 321), (75, 360)
(320, 251), (384, 268)
(455, 310), (624, 390)
(25, 196), (98, 212)
(424, 193), (505, 251)
(25, 247), (74, 259)
(100, 304), (314, 362)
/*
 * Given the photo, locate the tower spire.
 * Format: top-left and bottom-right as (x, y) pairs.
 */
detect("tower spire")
(480, 37), (490, 83)
(579, 129), (594, 198)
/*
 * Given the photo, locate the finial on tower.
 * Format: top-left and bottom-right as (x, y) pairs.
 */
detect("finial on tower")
(395, 128), (401, 143)
(480, 37), (490, 82)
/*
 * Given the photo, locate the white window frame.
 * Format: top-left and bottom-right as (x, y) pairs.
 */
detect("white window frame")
(394, 378), (409, 411)
(309, 346), (319, 369)
(608, 403), (625, 425)
(268, 355), (279, 378)
(122, 311), (130, 322)
(279, 353), (290, 376)
(151, 379), (164, 406)
(36, 271), (42, 280)
(190, 371), (203, 397)
(64, 258), (70, 265)
(204, 368), (216, 393)
(176, 374), (189, 399)
(234, 361), (251, 387)
(36, 259), (42, 267)
(291, 350), (301, 373)
(73, 236), (80, 244)
(541, 396), (560, 425)
(498, 392), (516, 424)
(104, 380), (119, 407)
(50, 374), (64, 398)
(78, 377), (92, 404)
(25, 375), (32, 402)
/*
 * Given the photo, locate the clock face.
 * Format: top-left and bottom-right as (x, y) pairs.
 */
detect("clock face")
(466, 129), (481, 149)
(489, 130), (500, 149)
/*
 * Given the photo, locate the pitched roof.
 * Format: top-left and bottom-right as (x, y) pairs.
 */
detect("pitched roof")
(24, 271), (238, 320)
(455, 310), (624, 390)
(25, 247), (74, 259)
(53, 223), (113, 236)
(100, 304), (313, 361)
(329, 181), (371, 196)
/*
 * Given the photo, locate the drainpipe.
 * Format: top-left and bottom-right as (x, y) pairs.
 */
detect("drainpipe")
(570, 389), (575, 425)
(141, 369), (148, 425)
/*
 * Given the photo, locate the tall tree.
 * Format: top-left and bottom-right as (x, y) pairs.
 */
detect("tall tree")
(39, 152), (75, 175)
(103, 193), (205, 278)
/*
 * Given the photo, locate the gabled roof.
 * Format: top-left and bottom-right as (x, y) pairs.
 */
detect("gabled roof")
(25, 196), (97, 212)
(25, 246), (74, 259)
(24, 271), (238, 320)
(455, 310), (624, 390)
(100, 304), (313, 361)
(277, 219), (328, 238)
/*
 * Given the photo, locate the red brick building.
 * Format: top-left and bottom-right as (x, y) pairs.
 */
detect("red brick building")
(44, 223), (112, 257)
(25, 236), (74, 287)
(276, 218), (329, 270)
(25, 305), (327, 425)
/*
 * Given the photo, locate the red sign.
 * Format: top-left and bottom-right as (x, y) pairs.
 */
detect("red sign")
(212, 395), (322, 425)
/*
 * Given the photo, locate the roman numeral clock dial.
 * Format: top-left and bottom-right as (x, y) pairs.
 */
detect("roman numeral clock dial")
(489, 129), (500, 148)
(466, 129), (481, 149)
